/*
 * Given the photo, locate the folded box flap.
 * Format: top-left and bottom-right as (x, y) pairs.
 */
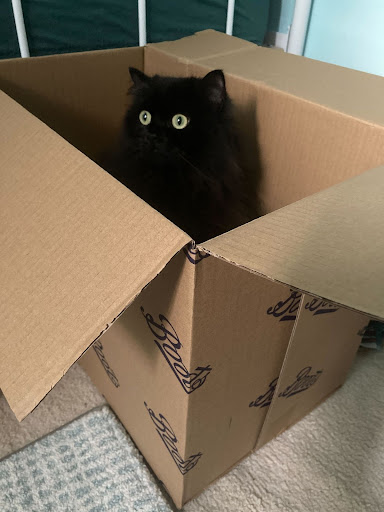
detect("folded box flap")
(150, 30), (384, 129)
(0, 91), (190, 420)
(202, 165), (384, 320)
(147, 29), (255, 62)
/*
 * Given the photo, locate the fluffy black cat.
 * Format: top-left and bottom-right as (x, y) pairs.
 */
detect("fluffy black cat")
(106, 67), (256, 243)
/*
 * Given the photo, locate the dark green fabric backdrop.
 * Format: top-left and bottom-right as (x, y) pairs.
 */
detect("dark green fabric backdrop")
(0, 0), (269, 59)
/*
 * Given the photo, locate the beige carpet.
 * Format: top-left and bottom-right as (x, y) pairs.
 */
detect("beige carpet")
(0, 363), (106, 460)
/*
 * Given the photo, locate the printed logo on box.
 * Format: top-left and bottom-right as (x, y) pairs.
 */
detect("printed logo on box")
(267, 290), (339, 322)
(93, 340), (120, 388)
(249, 366), (322, 407)
(304, 298), (339, 316)
(145, 402), (202, 475)
(267, 290), (302, 321)
(183, 242), (210, 265)
(141, 307), (212, 393)
(249, 377), (278, 408)
(279, 366), (323, 398)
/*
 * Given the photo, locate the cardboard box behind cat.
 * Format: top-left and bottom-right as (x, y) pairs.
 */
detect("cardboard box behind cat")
(1, 30), (384, 508)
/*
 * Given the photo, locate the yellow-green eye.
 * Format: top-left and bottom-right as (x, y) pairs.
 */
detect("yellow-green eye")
(172, 114), (189, 130)
(139, 110), (151, 125)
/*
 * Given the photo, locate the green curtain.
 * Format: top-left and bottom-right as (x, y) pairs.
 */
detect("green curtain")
(1, 0), (20, 58)
(0, 0), (269, 59)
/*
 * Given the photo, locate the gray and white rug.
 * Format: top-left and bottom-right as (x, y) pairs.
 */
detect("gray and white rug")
(1, 348), (384, 512)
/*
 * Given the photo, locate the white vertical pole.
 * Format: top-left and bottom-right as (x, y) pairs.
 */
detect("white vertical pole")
(287, 0), (312, 56)
(138, 0), (147, 46)
(226, 0), (235, 36)
(11, 0), (30, 57)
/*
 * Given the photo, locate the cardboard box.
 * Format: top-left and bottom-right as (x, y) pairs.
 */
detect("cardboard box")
(1, 30), (383, 508)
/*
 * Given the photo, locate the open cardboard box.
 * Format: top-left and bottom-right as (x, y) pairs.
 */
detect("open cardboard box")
(1, 30), (384, 508)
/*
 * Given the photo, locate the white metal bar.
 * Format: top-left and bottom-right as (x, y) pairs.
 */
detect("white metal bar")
(287, 0), (312, 56)
(138, 0), (147, 46)
(226, 0), (235, 36)
(11, 0), (30, 58)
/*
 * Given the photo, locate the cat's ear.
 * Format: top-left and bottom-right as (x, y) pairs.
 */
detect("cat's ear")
(202, 70), (226, 108)
(129, 67), (150, 88)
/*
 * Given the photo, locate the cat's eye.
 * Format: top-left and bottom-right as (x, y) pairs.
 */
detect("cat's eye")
(139, 110), (151, 125)
(172, 114), (189, 130)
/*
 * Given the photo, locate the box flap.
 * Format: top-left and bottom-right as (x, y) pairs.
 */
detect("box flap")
(147, 29), (255, 62)
(0, 91), (190, 420)
(150, 30), (384, 128)
(0, 46), (143, 164)
(202, 165), (384, 320)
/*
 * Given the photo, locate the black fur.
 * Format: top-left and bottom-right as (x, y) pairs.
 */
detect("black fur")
(106, 68), (256, 243)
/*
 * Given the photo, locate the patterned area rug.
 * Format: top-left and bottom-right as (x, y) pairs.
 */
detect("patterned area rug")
(1, 348), (384, 512)
(0, 407), (172, 512)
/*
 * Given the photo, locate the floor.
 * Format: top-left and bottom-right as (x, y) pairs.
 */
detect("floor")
(0, 363), (105, 460)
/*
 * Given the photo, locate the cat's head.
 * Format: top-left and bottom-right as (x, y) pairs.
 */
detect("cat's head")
(123, 68), (231, 162)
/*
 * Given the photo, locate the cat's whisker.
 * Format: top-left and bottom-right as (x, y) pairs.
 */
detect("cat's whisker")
(176, 152), (202, 174)
(176, 151), (215, 185)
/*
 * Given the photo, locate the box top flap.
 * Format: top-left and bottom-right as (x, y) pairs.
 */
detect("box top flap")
(202, 165), (384, 320)
(0, 91), (190, 421)
(150, 30), (384, 128)
(148, 29), (255, 62)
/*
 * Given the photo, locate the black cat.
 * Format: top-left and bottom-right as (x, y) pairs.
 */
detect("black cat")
(106, 67), (256, 243)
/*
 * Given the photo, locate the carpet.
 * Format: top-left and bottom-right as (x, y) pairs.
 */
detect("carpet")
(0, 364), (106, 460)
(1, 348), (383, 511)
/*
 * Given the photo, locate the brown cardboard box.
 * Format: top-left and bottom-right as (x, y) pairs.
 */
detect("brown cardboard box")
(1, 30), (383, 508)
